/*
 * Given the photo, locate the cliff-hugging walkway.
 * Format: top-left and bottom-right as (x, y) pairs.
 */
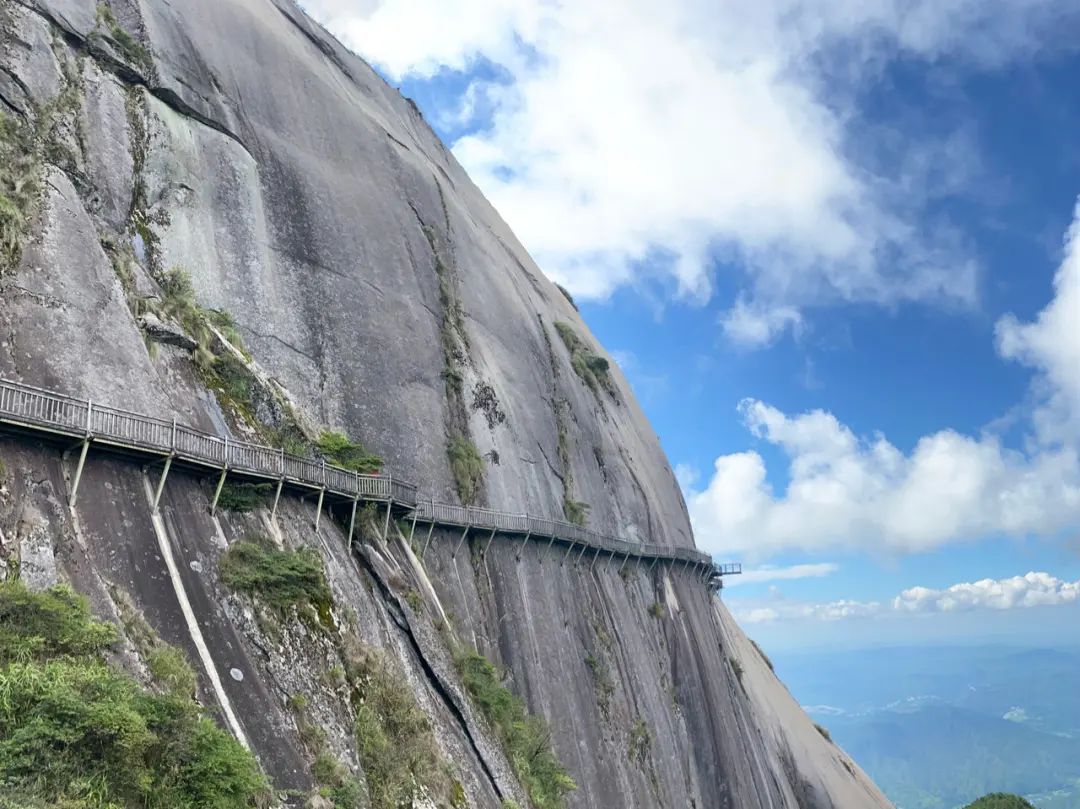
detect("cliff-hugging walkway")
(0, 377), (739, 587)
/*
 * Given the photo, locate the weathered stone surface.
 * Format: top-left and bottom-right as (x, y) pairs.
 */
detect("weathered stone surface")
(138, 311), (197, 349)
(0, 2), (892, 807)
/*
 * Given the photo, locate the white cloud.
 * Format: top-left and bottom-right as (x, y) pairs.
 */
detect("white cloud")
(301, 0), (1079, 343)
(726, 562), (839, 587)
(893, 571), (1080, 613)
(734, 571), (1080, 624)
(685, 203), (1080, 557)
(737, 598), (883, 624)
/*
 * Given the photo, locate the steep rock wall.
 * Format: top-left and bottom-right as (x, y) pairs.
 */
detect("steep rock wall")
(0, 1), (891, 807)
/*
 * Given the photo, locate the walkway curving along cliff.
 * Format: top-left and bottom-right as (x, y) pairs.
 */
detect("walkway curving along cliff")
(0, 377), (740, 588)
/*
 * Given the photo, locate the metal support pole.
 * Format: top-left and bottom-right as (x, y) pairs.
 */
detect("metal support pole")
(590, 547), (601, 572)
(516, 531), (531, 560)
(381, 499), (393, 541)
(483, 527), (496, 556)
(271, 477), (284, 519)
(151, 455), (173, 513)
(68, 438), (90, 507)
(542, 534), (557, 563)
(619, 552), (631, 574)
(421, 521), (436, 558)
(453, 525), (471, 558)
(409, 510), (419, 544)
(561, 541), (576, 566)
(210, 467), (228, 515)
(575, 542), (589, 567)
(314, 487), (326, 531)
(348, 498), (359, 547)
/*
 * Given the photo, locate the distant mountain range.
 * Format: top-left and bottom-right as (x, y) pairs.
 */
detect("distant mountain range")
(773, 645), (1080, 809)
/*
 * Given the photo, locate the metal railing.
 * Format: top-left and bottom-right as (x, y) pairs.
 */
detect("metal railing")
(0, 377), (729, 575)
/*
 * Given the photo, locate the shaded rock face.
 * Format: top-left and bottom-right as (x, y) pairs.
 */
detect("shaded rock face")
(0, 1), (892, 807)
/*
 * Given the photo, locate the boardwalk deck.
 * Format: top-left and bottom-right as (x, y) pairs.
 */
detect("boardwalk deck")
(0, 377), (740, 585)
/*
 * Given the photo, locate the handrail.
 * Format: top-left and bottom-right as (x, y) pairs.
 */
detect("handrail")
(0, 377), (729, 574)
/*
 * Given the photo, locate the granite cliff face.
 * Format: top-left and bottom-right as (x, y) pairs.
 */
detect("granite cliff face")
(0, 1), (892, 806)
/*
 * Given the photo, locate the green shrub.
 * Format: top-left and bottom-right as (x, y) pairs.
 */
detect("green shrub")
(964, 795), (1037, 809)
(217, 481), (273, 513)
(218, 539), (332, 613)
(404, 589), (424, 612)
(563, 498), (589, 527)
(647, 602), (665, 619)
(0, 580), (268, 807)
(814, 723), (832, 743)
(95, 3), (153, 71)
(0, 113), (41, 274)
(584, 654), (615, 716)
(317, 430), (382, 474)
(0, 581), (117, 662)
(345, 645), (449, 809)
(627, 720), (651, 764)
(447, 434), (484, 505)
(554, 322), (617, 400)
(455, 648), (576, 808)
(212, 352), (256, 407)
(554, 283), (578, 311)
(147, 644), (197, 698)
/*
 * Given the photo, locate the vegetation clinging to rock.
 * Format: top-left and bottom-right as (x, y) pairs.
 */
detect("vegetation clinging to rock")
(218, 538), (332, 615)
(0, 114), (40, 275)
(554, 321), (618, 401)
(217, 481), (274, 513)
(447, 434), (484, 505)
(555, 283), (578, 311)
(563, 498), (589, 527)
(0, 580), (269, 808)
(454, 647), (576, 808)
(93, 3), (153, 72)
(317, 430), (382, 474)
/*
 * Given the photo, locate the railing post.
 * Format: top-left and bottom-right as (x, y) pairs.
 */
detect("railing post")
(280, 447), (285, 476)
(85, 398), (93, 433)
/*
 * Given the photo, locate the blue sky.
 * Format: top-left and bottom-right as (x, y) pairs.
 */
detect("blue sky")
(304, 0), (1080, 651)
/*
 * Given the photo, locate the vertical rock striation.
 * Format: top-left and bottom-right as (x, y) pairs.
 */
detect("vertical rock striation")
(0, 1), (891, 806)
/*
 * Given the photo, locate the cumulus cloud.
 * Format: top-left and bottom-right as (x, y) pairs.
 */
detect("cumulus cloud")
(893, 571), (1080, 613)
(302, 0), (1078, 343)
(685, 202), (1080, 557)
(735, 571), (1080, 623)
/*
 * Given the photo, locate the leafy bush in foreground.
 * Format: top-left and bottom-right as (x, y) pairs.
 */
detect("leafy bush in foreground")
(0, 579), (268, 808)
